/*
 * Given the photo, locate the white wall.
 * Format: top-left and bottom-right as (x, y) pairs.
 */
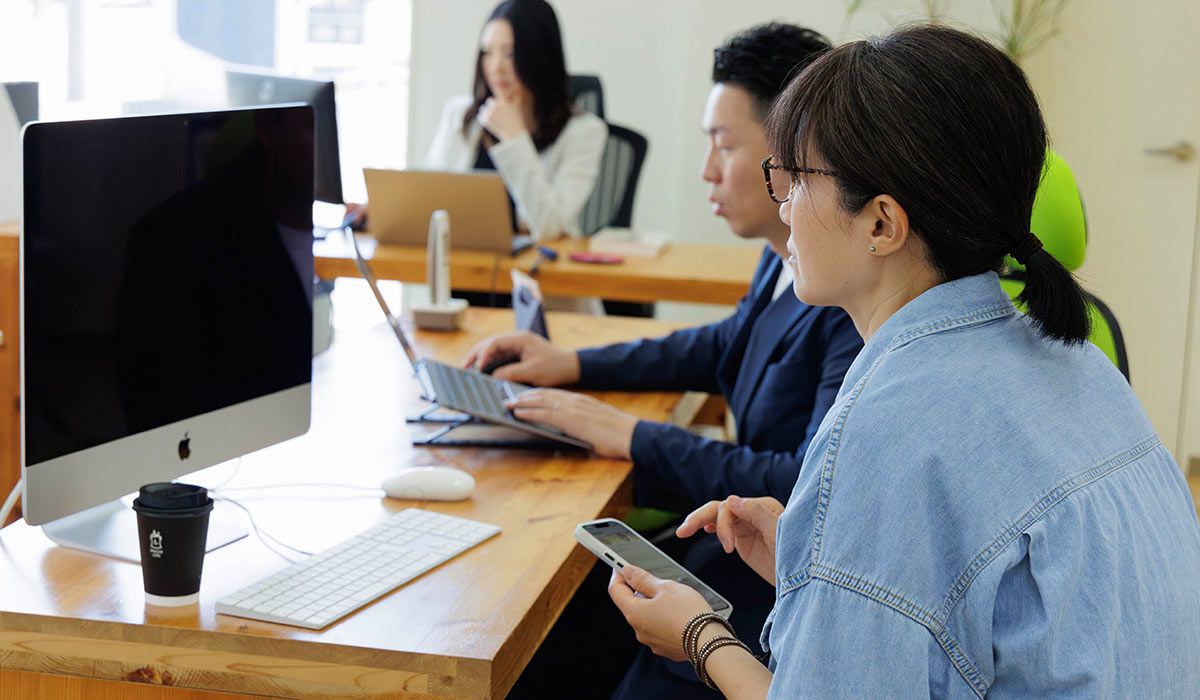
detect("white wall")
(1021, 3), (1200, 463)
(409, 1), (987, 249)
(407, 0), (991, 324)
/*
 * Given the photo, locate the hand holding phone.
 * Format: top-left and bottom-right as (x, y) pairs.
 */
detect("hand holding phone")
(575, 518), (732, 617)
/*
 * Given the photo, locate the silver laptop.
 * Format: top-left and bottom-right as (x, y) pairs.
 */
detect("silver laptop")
(346, 231), (590, 449)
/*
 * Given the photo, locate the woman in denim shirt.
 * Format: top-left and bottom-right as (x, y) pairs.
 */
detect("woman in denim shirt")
(606, 26), (1200, 698)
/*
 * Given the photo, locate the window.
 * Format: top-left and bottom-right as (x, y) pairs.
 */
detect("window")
(0, 0), (411, 203)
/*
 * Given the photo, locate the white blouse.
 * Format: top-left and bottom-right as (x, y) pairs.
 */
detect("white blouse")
(423, 94), (608, 241)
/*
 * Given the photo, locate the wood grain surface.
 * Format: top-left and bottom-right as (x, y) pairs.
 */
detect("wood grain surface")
(0, 221), (18, 526)
(0, 306), (690, 699)
(312, 234), (759, 306)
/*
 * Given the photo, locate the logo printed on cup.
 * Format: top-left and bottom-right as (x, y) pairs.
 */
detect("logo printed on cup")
(149, 529), (164, 558)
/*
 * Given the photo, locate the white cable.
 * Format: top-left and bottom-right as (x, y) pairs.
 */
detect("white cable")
(215, 482), (382, 493)
(212, 494), (312, 563)
(0, 476), (23, 527)
(204, 456), (244, 492)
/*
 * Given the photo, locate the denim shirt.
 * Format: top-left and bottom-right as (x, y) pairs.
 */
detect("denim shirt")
(762, 272), (1200, 698)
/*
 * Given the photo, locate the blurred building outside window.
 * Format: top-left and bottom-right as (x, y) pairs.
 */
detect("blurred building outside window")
(0, 0), (411, 203)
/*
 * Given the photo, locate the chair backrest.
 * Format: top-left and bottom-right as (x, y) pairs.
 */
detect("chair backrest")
(578, 123), (648, 235)
(997, 149), (1129, 380)
(570, 75), (604, 119)
(1007, 149), (1087, 272)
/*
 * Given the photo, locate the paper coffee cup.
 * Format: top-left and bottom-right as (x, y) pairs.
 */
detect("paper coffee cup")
(131, 482), (213, 607)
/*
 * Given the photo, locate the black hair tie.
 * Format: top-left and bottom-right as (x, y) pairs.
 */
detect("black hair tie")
(1012, 232), (1044, 266)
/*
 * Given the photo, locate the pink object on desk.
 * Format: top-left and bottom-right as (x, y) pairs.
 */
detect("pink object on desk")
(569, 252), (624, 264)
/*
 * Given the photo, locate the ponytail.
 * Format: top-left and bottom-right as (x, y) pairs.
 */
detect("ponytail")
(1015, 247), (1091, 343)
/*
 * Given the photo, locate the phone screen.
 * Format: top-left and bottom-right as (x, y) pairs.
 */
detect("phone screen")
(584, 522), (730, 612)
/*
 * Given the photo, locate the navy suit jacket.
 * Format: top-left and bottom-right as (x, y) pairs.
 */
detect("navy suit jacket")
(576, 245), (862, 660)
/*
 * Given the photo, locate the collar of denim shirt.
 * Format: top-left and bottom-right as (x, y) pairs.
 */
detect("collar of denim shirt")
(836, 271), (1017, 401)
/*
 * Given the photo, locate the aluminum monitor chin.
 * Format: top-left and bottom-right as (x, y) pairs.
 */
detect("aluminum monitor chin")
(20, 106), (315, 550)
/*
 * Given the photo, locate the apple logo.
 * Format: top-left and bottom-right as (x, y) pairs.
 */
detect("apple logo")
(178, 432), (191, 460)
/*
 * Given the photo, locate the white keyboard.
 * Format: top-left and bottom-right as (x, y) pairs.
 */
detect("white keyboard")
(216, 508), (501, 629)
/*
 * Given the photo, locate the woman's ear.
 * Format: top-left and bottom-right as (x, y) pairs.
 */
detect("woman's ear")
(861, 194), (910, 256)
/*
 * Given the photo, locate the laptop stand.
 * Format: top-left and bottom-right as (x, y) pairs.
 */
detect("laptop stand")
(406, 404), (567, 448)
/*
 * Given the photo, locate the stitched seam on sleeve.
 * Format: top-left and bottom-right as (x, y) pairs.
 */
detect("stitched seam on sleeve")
(807, 568), (987, 699)
(936, 434), (1162, 620)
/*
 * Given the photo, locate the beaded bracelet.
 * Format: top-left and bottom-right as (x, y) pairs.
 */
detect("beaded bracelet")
(696, 635), (754, 690)
(680, 612), (735, 675)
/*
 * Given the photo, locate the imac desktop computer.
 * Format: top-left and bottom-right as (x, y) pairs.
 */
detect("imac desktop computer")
(20, 105), (316, 561)
(225, 70), (343, 205)
(1, 82), (37, 223)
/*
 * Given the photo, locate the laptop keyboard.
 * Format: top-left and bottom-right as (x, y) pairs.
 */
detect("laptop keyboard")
(423, 361), (514, 419)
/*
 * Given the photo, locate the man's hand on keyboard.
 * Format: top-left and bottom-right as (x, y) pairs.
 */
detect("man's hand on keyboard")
(504, 388), (637, 459)
(461, 331), (580, 386)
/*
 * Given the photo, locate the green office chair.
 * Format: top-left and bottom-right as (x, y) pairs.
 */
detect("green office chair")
(999, 149), (1130, 380)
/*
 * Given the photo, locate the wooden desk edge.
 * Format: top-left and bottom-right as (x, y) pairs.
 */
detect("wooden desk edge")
(489, 473), (633, 699)
(313, 242), (754, 306)
(0, 609), (490, 699)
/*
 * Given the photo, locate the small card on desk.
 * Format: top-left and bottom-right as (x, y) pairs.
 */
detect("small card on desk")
(588, 227), (670, 258)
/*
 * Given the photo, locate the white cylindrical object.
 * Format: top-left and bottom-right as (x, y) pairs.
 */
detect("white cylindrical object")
(144, 591), (200, 607)
(428, 210), (451, 306)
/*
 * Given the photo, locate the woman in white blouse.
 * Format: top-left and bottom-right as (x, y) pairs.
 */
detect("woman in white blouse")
(424, 0), (607, 243)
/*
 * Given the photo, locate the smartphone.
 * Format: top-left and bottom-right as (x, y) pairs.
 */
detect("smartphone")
(575, 518), (733, 618)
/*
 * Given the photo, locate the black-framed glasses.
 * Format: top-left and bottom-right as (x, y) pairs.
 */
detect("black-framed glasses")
(761, 155), (838, 204)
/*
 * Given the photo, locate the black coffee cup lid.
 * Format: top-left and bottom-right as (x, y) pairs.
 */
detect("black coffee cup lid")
(135, 482), (209, 510)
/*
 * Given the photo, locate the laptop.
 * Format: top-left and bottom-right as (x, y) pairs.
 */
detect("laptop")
(363, 168), (532, 254)
(347, 231), (590, 449)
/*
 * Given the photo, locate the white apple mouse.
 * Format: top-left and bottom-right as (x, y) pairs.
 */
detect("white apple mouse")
(380, 466), (475, 501)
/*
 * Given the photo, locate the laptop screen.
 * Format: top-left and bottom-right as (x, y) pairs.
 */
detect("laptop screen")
(347, 232), (421, 368)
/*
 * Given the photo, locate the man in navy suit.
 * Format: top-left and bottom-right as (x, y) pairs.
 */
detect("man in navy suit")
(466, 24), (862, 699)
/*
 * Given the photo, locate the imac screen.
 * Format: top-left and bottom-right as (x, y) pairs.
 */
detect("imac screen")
(22, 106), (315, 467)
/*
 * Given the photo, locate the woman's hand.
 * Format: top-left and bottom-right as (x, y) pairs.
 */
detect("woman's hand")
(477, 95), (529, 142)
(608, 565), (712, 662)
(461, 331), (580, 386)
(342, 202), (367, 228)
(677, 496), (784, 585)
(505, 388), (637, 459)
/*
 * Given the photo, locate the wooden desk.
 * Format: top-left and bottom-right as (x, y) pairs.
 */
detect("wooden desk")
(313, 234), (759, 306)
(0, 221), (17, 526)
(0, 307), (690, 699)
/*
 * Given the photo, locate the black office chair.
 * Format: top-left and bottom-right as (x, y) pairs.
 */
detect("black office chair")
(579, 124), (648, 236)
(570, 74), (604, 119)
(576, 124), (653, 317)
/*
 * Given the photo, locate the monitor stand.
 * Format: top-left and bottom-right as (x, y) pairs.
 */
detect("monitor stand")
(40, 498), (247, 563)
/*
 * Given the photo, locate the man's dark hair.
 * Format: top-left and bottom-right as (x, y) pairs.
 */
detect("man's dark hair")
(767, 25), (1089, 343)
(712, 23), (831, 121)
